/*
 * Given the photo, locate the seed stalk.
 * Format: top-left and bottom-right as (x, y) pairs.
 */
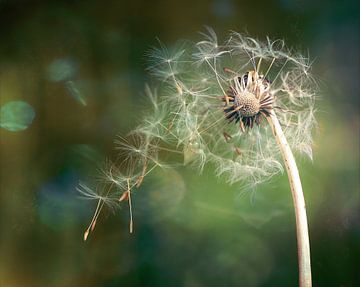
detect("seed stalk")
(267, 112), (312, 287)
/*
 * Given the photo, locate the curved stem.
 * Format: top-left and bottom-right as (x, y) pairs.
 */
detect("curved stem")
(267, 112), (312, 287)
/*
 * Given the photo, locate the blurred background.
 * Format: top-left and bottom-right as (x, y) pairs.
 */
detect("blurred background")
(0, 0), (359, 286)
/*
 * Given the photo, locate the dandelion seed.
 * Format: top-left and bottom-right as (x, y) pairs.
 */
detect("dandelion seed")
(118, 190), (129, 202)
(78, 182), (119, 241)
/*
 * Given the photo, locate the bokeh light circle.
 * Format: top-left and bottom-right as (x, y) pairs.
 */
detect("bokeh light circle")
(0, 101), (35, 132)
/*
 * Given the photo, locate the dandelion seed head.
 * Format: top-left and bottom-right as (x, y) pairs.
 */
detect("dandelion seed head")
(143, 28), (316, 187)
(80, 28), (317, 237)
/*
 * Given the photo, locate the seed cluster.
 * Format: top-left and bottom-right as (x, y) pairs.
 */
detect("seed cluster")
(223, 71), (274, 131)
(234, 91), (260, 117)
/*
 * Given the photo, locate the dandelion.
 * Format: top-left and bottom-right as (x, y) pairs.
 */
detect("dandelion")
(81, 28), (316, 287)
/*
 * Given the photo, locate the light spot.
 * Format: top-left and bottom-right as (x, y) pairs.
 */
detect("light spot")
(65, 80), (87, 106)
(37, 172), (91, 231)
(212, 0), (234, 19)
(47, 58), (77, 82)
(0, 101), (35, 132)
(134, 169), (185, 222)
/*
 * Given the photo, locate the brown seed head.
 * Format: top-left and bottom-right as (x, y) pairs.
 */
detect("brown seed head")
(223, 70), (274, 130)
(234, 91), (260, 117)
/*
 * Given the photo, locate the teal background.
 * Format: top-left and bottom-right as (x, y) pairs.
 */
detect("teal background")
(0, 0), (358, 286)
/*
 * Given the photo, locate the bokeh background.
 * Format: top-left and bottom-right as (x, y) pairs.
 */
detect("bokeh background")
(0, 0), (359, 286)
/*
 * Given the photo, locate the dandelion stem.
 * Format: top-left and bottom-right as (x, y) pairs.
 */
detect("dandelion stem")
(267, 112), (312, 287)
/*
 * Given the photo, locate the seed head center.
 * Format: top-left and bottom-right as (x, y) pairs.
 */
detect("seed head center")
(234, 91), (260, 117)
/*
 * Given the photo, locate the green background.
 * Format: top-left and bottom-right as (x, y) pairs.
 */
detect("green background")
(0, 0), (358, 286)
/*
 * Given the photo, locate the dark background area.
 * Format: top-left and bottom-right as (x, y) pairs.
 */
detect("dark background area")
(0, 0), (359, 286)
